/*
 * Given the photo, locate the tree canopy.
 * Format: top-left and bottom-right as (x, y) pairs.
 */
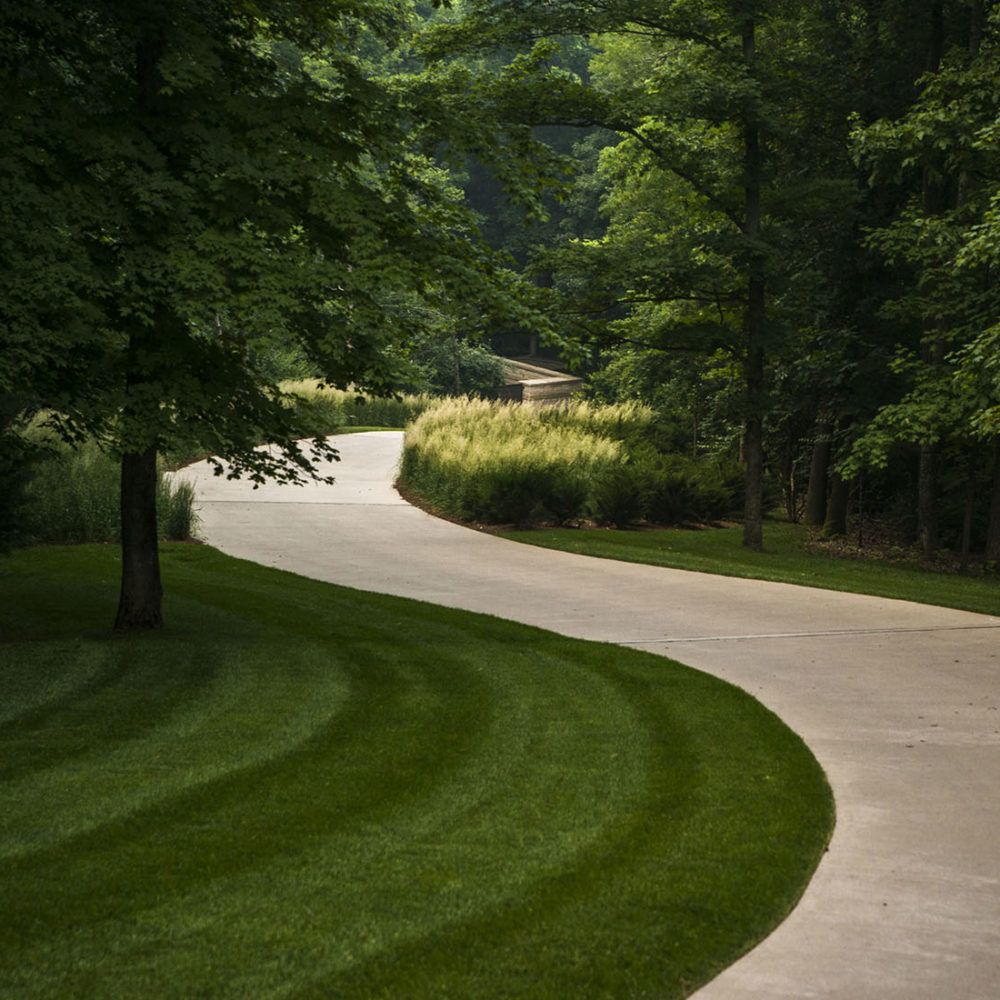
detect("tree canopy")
(4, 0), (1000, 624)
(1, 0), (553, 625)
(421, 0), (1000, 561)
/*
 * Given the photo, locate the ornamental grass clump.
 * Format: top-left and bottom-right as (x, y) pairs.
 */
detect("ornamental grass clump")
(401, 397), (742, 529)
(401, 398), (622, 526)
(16, 442), (197, 545)
(541, 398), (657, 445)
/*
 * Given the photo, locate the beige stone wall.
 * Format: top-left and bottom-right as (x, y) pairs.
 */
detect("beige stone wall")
(521, 378), (584, 405)
(500, 359), (582, 406)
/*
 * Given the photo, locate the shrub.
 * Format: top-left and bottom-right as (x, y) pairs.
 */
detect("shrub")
(413, 340), (507, 398)
(589, 461), (651, 527)
(158, 478), (198, 541)
(540, 399), (656, 445)
(693, 461), (744, 520)
(544, 465), (594, 525)
(289, 390), (346, 438)
(0, 419), (36, 551)
(254, 342), (316, 381)
(646, 457), (701, 525)
(645, 457), (743, 525)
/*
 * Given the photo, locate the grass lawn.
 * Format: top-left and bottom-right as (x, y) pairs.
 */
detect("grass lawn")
(501, 521), (1000, 617)
(0, 544), (832, 999)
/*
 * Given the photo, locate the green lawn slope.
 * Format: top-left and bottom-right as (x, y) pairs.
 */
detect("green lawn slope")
(501, 521), (1000, 617)
(0, 545), (833, 999)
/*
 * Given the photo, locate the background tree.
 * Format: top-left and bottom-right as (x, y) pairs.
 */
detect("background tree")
(848, 0), (1000, 562)
(430, 1), (878, 549)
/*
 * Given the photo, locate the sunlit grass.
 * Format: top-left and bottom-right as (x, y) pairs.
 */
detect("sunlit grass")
(501, 521), (1000, 616)
(399, 397), (654, 525)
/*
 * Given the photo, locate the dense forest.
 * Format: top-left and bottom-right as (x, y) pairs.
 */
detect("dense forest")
(424, 0), (1000, 564)
(2, 1), (999, 626)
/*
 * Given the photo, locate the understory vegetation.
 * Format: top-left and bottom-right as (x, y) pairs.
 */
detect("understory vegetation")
(282, 380), (432, 437)
(0, 544), (833, 999)
(3, 383), (423, 550)
(399, 398), (744, 528)
(6, 442), (196, 548)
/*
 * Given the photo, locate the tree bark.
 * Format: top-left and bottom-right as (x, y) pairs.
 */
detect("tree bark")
(968, 0), (984, 58)
(741, 14), (765, 552)
(823, 472), (848, 537)
(959, 459), (976, 573)
(781, 439), (798, 523)
(952, 3), (986, 573)
(917, 1), (946, 561)
(111, 26), (166, 630)
(114, 446), (163, 629)
(986, 439), (1000, 563)
(450, 328), (462, 395)
(804, 421), (832, 526)
(917, 443), (937, 559)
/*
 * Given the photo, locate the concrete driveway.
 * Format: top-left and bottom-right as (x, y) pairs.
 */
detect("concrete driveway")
(177, 431), (1000, 999)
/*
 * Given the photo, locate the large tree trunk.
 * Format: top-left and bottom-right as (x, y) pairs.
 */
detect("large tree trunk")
(986, 439), (1000, 563)
(112, 30), (166, 631)
(114, 446), (163, 630)
(741, 15), (765, 552)
(823, 472), (849, 537)
(804, 421), (832, 526)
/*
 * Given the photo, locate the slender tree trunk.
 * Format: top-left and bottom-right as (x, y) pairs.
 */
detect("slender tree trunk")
(114, 446), (163, 629)
(743, 381), (764, 550)
(959, 459), (976, 574)
(741, 14), (765, 552)
(959, 4), (984, 562)
(804, 421), (832, 526)
(857, 471), (865, 548)
(782, 441), (798, 523)
(450, 327), (462, 395)
(986, 439), (1000, 563)
(823, 472), (849, 537)
(917, 1), (946, 561)
(917, 444), (937, 559)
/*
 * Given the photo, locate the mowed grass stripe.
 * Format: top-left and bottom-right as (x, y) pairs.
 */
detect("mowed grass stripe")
(3, 640), (645, 952)
(0, 545), (833, 999)
(0, 640), (353, 858)
(9, 654), (654, 998)
(0, 644), (218, 784)
(1, 649), (486, 920)
(296, 660), (827, 1000)
(0, 642), (123, 727)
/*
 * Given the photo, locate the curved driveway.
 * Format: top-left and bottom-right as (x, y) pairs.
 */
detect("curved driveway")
(178, 431), (1000, 999)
